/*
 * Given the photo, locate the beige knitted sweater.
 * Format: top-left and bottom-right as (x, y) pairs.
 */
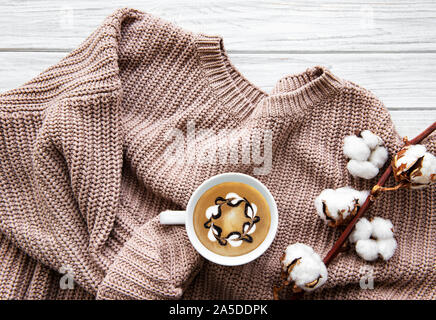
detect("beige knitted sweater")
(0, 8), (434, 300)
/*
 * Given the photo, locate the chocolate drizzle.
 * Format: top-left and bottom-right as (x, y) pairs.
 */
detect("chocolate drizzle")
(204, 195), (260, 246)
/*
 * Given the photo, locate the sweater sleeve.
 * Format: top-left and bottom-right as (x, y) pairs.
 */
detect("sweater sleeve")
(0, 8), (206, 299)
(96, 216), (203, 300)
(0, 92), (123, 294)
(0, 89), (203, 299)
(0, 8), (155, 296)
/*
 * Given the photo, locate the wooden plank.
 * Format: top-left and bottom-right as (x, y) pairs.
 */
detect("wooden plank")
(231, 53), (436, 110)
(0, 52), (63, 92)
(0, 0), (436, 51)
(0, 52), (434, 138)
(2, 51), (436, 110)
(389, 110), (436, 139)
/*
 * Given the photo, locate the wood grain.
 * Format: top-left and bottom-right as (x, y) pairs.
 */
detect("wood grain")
(2, 51), (436, 111)
(0, 0), (434, 138)
(1, 51), (434, 138)
(1, 0), (436, 51)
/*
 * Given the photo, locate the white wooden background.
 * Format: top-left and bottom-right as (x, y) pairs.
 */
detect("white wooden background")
(1, 0), (435, 138)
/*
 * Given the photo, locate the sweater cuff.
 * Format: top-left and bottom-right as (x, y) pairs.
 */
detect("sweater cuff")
(96, 216), (203, 300)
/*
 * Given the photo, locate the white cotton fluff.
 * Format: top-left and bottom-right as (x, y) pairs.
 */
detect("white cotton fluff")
(392, 144), (436, 188)
(291, 256), (328, 292)
(343, 130), (388, 179)
(314, 187), (369, 226)
(349, 217), (372, 243)
(355, 239), (379, 261)
(282, 243), (314, 269)
(347, 160), (380, 179)
(343, 136), (371, 161)
(371, 217), (394, 239)
(351, 217), (397, 261)
(282, 243), (328, 292)
(411, 151), (436, 185)
(394, 144), (427, 172)
(360, 130), (383, 150)
(369, 146), (389, 169)
(377, 238), (397, 261)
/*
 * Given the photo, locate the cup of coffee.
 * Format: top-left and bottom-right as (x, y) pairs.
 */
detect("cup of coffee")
(159, 172), (278, 266)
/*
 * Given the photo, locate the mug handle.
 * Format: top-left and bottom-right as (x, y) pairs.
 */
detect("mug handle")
(159, 210), (186, 225)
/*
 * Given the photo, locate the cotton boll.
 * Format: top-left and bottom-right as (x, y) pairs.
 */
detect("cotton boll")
(399, 144), (427, 161)
(314, 187), (369, 227)
(337, 187), (369, 206)
(371, 217), (394, 240)
(355, 190), (370, 206)
(349, 218), (372, 243)
(289, 256), (319, 285)
(393, 144), (427, 173)
(377, 238), (397, 261)
(352, 216), (397, 261)
(314, 188), (337, 222)
(282, 243), (328, 292)
(369, 146), (389, 169)
(282, 243), (314, 270)
(337, 187), (369, 213)
(343, 136), (371, 161)
(347, 160), (379, 179)
(343, 131), (388, 180)
(327, 189), (357, 221)
(361, 130), (383, 149)
(392, 144), (435, 188)
(355, 239), (379, 261)
(291, 255), (328, 292)
(410, 152), (436, 185)
(406, 144), (427, 156)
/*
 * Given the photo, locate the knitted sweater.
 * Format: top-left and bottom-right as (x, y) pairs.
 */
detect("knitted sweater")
(0, 8), (434, 300)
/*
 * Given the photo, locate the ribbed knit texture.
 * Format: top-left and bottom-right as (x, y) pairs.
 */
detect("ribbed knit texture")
(0, 8), (434, 300)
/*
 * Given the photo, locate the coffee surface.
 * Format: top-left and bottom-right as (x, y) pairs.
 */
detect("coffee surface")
(193, 182), (271, 257)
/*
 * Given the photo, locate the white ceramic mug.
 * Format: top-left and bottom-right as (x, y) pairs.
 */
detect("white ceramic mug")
(159, 172), (278, 266)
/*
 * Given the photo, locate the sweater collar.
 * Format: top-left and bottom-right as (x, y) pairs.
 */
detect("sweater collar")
(194, 34), (343, 118)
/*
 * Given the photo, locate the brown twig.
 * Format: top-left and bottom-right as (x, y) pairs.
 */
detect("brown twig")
(371, 181), (409, 193)
(275, 121), (436, 300)
(323, 121), (435, 266)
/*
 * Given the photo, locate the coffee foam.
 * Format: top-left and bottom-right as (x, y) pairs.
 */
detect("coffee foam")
(203, 192), (260, 247)
(193, 181), (271, 257)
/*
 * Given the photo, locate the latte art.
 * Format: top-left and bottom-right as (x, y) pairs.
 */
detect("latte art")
(193, 181), (271, 257)
(204, 193), (260, 247)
